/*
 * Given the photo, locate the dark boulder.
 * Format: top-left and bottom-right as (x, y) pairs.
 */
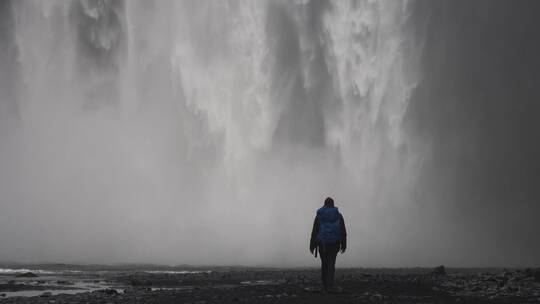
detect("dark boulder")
(95, 288), (118, 295)
(432, 265), (446, 276)
(525, 268), (540, 282)
(40, 292), (52, 297)
(15, 272), (38, 277)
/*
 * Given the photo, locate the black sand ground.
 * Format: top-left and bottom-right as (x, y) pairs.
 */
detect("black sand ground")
(1, 267), (540, 303)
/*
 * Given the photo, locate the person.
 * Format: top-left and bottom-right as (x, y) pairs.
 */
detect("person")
(310, 197), (347, 292)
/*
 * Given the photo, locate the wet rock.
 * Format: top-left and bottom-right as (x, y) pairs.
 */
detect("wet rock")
(95, 288), (118, 295)
(303, 286), (322, 293)
(525, 268), (540, 282)
(16, 271), (38, 277)
(369, 293), (384, 302)
(130, 278), (153, 286)
(40, 291), (53, 297)
(124, 287), (137, 294)
(432, 265), (446, 276)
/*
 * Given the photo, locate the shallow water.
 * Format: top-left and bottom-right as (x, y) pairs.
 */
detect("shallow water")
(0, 275), (113, 298)
(0, 266), (212, 298)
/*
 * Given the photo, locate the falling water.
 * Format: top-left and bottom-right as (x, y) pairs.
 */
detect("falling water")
(0, 0), (422, 266)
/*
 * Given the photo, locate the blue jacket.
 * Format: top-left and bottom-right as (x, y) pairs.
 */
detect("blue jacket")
(310, 206), (347, 250)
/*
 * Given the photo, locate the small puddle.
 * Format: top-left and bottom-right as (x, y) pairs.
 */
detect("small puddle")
(240, 280), (285, 286)
(150, 286), (195, 292)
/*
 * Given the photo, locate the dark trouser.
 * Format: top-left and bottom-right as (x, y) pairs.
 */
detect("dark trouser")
(318, 243), (340, 291)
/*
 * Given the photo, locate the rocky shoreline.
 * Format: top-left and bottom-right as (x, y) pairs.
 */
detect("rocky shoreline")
(1, 267), (540, 303)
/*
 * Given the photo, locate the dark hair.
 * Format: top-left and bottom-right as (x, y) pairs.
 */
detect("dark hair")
(324, 197), (334, 207)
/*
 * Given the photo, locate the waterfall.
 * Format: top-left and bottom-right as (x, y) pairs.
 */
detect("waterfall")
(0, 0), (420, 265)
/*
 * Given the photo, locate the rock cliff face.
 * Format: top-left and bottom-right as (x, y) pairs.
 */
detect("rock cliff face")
(69, 0), (125, 70)
(405, 0), (540, 265)
(0, 0), (19, 118)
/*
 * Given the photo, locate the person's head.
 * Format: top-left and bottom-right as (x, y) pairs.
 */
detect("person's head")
(324, 197), (334, 207)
